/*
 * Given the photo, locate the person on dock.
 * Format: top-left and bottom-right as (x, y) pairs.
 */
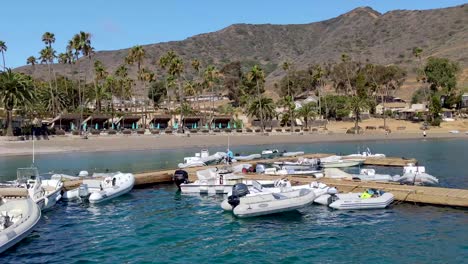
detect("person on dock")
(423, 130), (427, 138)
(226, 149), (234, 164)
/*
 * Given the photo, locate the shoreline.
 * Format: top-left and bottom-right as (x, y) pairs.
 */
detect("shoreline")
(0, 132), (466, 157)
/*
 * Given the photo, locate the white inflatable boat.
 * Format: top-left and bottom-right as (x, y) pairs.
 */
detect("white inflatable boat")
(221, 182), (316, 218)
(178, 150), (226, 168)
(314, 189), (394, 210)
(345, 148), (386, 158)
(234, 154), (261, 161)
(398, 164), (439, 185)
(320, 158), (364, 168)
(16, 167), (63, 211)
(282, 151), (305, 157)
(222, 180), (331, 207)
(0, 198), (41, 254)
(64, 172), (135, 203)
(177, 168), (274, 194)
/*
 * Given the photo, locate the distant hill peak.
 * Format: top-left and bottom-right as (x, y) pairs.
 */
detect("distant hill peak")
(343, 6), (381, 18)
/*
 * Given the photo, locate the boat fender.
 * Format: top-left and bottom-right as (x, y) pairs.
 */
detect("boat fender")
(173, 170), (189, 189)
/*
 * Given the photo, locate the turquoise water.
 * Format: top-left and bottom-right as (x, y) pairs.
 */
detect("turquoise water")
(1, 139), (467, 263)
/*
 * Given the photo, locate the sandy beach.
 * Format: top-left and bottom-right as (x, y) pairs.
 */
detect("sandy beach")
(0, 119), (468, 156)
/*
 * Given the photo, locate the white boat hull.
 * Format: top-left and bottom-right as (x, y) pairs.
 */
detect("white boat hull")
(0, 198), (41, 254)
(315, 192), (394, 210)
(88, 173), (135, 204)
(231, 189), (316, 218)
(321, 160), (363, 168)
(181, 180), (275, 194)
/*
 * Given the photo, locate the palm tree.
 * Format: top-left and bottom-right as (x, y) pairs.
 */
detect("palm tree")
(341, 53), (352, 95)
(115, 64), (131, 111)
(41, 32), (55, 48)
(0, 69), (35, 136)
(26, 56), (37, 68)
(279, 95), (296, 129)
(413, 47), (428, 112)
(104, 75), (117, 124)
(296, 102), (316, 129)
(0, 41), (7, 70)
(39, 46), (56, 115)
(282, 61), (295, 131)
(203, 65), (219, 124)
(347, 96), (369, 134)
(247, 65), (266, 131)
(247, 97), (275, 129)
(93, 60), (108, 112)
(76, 31), (93, 132)
(191, 59), (202, 110)
(125, 45), (146, 114)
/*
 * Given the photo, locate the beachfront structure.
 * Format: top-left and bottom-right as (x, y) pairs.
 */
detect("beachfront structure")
(185, 94), (228, 102)
(149, 115), (171, 130)
(461, 93), (468, 109)
(51, 114), (89, 131)
(182, 116), (203, 129)
(211, 116), (233, 129)
(441, 108), (455, 121)
(396, 104), (428, 121)
(114, 115), (142, 129)
(376, 102), (408, 115)
(82, 115), (111, 130)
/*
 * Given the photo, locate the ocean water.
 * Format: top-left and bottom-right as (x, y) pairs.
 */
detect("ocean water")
(1, 138), (467, 263)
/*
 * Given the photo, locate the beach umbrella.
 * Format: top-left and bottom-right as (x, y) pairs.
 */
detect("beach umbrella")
(70, 122), (75, 131)
(205, 124), (208, 129)
(95, 123), (98, 130)
(136, 123), (139, 129)
(211, 123), (215, 129)
(132, 123), (135, 130)
(83, 122), (87, 131)
(112, 123), (115, 130)
(227, 123), (231, 129)
(157, 123), (160, 129)
(191, 123), (194, 129)
(233, 123), (237, 129)
(218, 123), (222, 129)
(150, 123), (154, 129)
(194, 123), (197, 129)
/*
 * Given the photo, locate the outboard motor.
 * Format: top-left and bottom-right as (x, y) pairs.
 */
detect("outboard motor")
(326, 187), (339, 205)
(78, 184), (90, 199)
(227, 183), (250, 208)
(173, 170), (189, 189)
(255, 164), (266, 174)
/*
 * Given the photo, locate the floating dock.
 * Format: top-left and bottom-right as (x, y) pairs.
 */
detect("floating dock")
(6, 154), (466, 208)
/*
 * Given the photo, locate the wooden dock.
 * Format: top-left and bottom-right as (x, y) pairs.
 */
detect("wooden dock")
(9, 153), (466, 208)
(240, 174), (468, 208)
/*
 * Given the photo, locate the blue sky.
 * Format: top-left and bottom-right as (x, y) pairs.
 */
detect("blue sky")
(2, 0), (466, 68)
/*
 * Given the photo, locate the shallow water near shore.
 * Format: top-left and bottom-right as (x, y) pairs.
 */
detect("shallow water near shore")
(1, 138), (467, 263)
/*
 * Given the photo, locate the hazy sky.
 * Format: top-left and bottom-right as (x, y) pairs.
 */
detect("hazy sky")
(2, 0), (466, 68)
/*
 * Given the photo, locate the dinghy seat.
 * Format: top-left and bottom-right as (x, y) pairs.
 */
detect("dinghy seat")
(272, 193), (287, 200)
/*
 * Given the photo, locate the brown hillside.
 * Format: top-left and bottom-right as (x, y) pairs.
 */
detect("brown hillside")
(15, 4), (468, 98)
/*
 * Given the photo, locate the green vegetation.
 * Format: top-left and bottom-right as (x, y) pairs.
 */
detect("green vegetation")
(0, 34), (464, 136)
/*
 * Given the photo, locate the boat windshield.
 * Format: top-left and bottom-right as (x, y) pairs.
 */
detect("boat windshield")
(16, 167), (40, 183)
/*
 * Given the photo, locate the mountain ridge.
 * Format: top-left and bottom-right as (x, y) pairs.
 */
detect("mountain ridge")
(15, 4), (468, 97)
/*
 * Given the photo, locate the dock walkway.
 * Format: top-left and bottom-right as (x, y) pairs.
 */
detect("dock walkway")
(6, 154), (466, 208)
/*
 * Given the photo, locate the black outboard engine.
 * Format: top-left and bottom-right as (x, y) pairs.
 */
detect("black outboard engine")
(227, 183), (250, 208)
(173, 170), (189, 189)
